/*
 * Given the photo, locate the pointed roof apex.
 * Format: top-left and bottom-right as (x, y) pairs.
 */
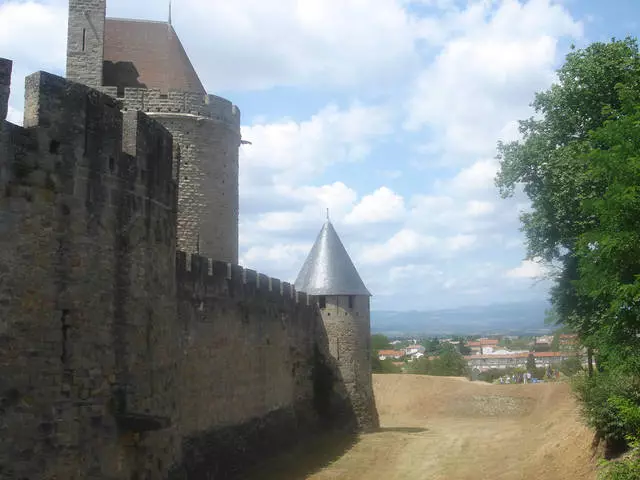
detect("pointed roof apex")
(295, 221), (371, 296)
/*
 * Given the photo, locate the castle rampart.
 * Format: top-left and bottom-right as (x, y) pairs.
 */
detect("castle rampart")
(98, 83), (241, 262)
(0, 58), (10, 121)
(0, 61), (351, 479)
(101, 86), (241, 128)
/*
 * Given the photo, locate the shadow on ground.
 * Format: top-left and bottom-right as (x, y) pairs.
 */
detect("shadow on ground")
(240, 426), (428, 479)
(376, 426), (428, 434)
(240, 430), (359, 480)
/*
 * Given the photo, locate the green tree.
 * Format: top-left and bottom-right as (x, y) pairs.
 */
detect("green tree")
(526, 353), (537, 373)
(425, 337), (440, 355)
(371, 334), (392, 352)
(451, 335), (471, 355)
(495, 37), (640, 455)
(495, 38), (640, 338)
(430, 344), (468, 377)
(371, 356), (402, 374)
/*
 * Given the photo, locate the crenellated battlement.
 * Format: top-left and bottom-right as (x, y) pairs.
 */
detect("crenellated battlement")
(0, 62), (177, 213)
(101, 86), (241, 130)
(0, 58), (11, 122)
(176, 250), (314, 307)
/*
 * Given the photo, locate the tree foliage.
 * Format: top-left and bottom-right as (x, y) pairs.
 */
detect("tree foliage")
(495, 37), (640, 459)
(371, 334), (392, 352)
(408, 344), (468, 377)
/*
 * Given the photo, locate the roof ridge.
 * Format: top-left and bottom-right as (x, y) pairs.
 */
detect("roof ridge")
(106, 17), (169, 25)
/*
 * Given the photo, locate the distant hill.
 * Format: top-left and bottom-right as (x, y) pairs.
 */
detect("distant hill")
(371, 300), (552, 336)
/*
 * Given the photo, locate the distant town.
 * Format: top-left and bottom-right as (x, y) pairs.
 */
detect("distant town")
(372, 332), (588, 381)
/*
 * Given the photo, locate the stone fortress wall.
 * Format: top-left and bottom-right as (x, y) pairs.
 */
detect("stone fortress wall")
(0, 60), (353, 479)
(99, 86), (242, 263)
(65, 0), (241, 263)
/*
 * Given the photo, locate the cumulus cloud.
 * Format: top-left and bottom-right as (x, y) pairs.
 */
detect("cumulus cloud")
(0, 1), (67, 70)
(360, 229), (438, 265)
(405, 0), (583, 160)
(1, 0), (584, 310)
(344, 187), (406, 225)
(505, 259), (550, 279)
(240, 103), (394, 187)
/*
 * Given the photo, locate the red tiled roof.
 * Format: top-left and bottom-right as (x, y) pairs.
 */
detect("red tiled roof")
(103, 18), (206, 94)
(467, 339), (499, 347)
(464, 352), (577, 360)
(378, 350), (404, 356)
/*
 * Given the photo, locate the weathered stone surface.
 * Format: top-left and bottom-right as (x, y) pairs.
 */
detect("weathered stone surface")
(0, 0), (377, 473)
(319, 295), (380, 431)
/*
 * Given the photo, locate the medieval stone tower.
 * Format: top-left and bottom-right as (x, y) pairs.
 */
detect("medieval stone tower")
(295, 221), (379, 431)
(66, 0), (241, 262)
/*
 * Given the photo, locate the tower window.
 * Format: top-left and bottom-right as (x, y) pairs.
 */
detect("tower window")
(348, 295), (354, 309)
(318, 296), (326, 309)
(82, 28), (86, 51)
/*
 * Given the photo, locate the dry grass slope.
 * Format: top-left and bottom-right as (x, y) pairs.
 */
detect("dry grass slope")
(249, 374), (598, 480)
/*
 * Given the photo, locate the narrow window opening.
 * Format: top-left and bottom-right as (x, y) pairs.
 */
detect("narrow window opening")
(318, 296), (326, 309)
(82, 28), (86, 51)
(348, 295), (354, 309)
(49, 140), (60, 154)
(108, 157), (115, 173)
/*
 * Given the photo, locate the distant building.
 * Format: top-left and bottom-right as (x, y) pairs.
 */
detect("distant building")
(466, 338), (499, 355)
(378, 350), (405, 360)
(465, 351), (581, 372)
(535, 335), (554, 346)
(405, 345), (425, 356)
(559, 334), (579, 351)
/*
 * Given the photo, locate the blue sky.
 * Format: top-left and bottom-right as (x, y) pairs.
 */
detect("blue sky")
(1, 0), (639, 311)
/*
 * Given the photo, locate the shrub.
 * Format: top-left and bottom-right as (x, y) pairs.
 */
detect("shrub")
(573, 371), (640, 452)
(559, 356), (584, 377)
(599, 447), (640, 480)
(371, 357), (401, 374)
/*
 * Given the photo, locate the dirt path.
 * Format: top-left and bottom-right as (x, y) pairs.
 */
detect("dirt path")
(251, 374), (598, 480)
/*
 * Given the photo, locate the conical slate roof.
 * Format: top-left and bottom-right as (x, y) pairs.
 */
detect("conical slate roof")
(295, 221), (371, 296)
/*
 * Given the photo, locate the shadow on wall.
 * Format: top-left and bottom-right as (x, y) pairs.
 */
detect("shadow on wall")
(238, 321), (359, 480)
(165, 285), (359, 480)
(103, 61), (147, 93)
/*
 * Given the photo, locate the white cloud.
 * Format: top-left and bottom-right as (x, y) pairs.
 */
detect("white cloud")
(505, 259), (549, 279)
(6, 106), (22, 125)
(405, 0), (583, 159)
(239, 243), (312, 279)
(359, 229), (477, 266)
(0, 1), (67, 70)
(466, 200), (495, 217)
(1, 0), (583, 311)
(252, 182), (358, 233)
(442, 159), (500, 195)
(360, 229), (438, 265)
(240, 103), (393, 186)
(111, 0), (427, 92)
(344, 187), (406, 225)
(447, 234), (477, 252)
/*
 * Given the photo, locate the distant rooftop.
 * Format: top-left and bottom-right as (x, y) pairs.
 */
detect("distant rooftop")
(295, 221), (370, 296)
(103, 18), (206, 94)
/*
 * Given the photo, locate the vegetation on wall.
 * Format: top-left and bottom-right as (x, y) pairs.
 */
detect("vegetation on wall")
(495, 37), (640, 477)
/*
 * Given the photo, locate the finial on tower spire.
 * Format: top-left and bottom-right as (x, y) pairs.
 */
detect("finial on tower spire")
(326, 208), (330, 221)
(168, 0), (172, 25)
